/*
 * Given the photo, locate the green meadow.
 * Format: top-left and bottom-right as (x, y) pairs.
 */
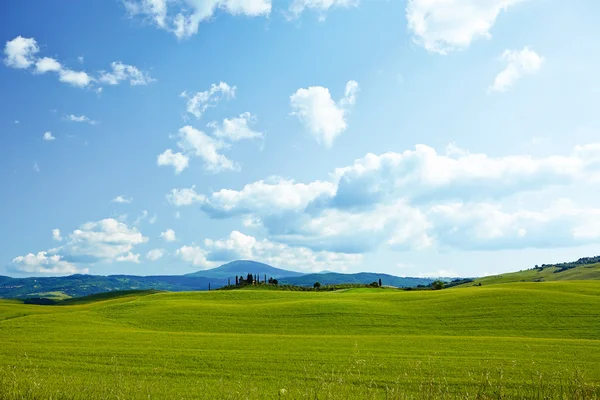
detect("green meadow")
(1, 282), (600, 399)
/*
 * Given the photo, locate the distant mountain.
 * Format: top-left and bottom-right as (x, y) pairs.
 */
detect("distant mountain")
(0, 260), (435, 299)
(0, 274), (226, 299)
(185, 260), (304, 279)
(280, 272), (434, 288)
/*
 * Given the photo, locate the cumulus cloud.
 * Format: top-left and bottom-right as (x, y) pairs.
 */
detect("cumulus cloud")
(193, 143), (600, 254)
(146, 248), (165, 261)
(406, 0), (526, 54)
(112, 195), (133, 204)
(166, 186), (206, 206)
(3, 36), (39, 68)
(200, 177), (335, 217)
(3, 36), (153, 90)
(288, 0), (358, 20)
(489, 47), (544, 92)
(8, 218), (147, 275)
(160, 125), (238, 173)
(157, 149), (189, 174)
(160, 228), (176, 242)
(208, 112), (263, 142)
(99, 61), (155, 85)
(181, 82), (236, 119)
(52, 229), (62, 241)
(9, 252), (87, 275)
(64, 114), (97, 124)
(116, 252), (141, 263)
(176, 245), (212, 268)
(427, 199), (600, 251)
(290, 80), (359, 148)
(124, 0), (271, 39)
(35, 57), (62, 74)
(191, 230), (362, 272)
(43, 131), (55, 141)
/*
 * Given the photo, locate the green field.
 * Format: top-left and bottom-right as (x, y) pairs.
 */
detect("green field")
(1, 282), (600, 399)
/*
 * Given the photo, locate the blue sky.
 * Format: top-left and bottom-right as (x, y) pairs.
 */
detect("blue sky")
(2, 0), (600, 278)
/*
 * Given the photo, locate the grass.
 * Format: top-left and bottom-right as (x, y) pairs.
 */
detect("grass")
(1, 282), (600, 398)
(457, 263), (600, 287)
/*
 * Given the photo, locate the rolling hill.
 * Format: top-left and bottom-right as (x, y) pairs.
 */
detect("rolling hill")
(280, 272), (432, 288)
(1, 282), (599, 398)
(460, 261), (600, 287)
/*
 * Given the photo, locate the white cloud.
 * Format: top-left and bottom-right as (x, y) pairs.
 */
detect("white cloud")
(62, 218), (148, 262)
(176, 245), (213, 268)
(112, 195), (133, 204)
(43, 131), (56, 141)
(427, 199), (600, 251)
(417, 269), (459, 278)
(202, 230), (362, 272)
(133, 210), (149, 225)
(33, 163), (40, 173)
(201, 177), (335, 217)
(3, 36), (39, 68)
(288, 0), (358, 20)
(406, 0), (526, 54)
(4, 36), (151, 90)
(157, 149), (189, 174)
(149, 214), (158, 224)
(146, 248), (165, 261)
(290, 80), (358, 148)
(52, 229), (62, 241)
(124, 0), (271, 39)
(9, 218), (147, 275)
(64, 114), (97, 124)
(58, 69), (92, 87)
(208, 112), (263, 142)
(489, 47), (544, 92)
(194, 143), (600, 254)
(173, 125), (238, 172)
(160, 228), (176, 242)
(9, 251), (87, 275)
(35, 57), (62, 74)
(167, 186), (206, 206)
(116, 252), (141, 263)
(181, 82), (236, 119)
(99, 61), (155, 85)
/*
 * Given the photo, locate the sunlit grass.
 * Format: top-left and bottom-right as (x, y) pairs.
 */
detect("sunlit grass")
(1, 282), (599, 398)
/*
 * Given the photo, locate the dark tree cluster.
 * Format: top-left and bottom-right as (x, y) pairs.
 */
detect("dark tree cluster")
(228, 273), (279, 287)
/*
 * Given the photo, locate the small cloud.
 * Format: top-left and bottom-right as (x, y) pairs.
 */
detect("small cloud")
(417, 269), (459, 278)
(14, 120), (20, 124)
(149, 214), (157, 224)
(112, 195), (133, 204)
(489, 47), (544, 93)
(78, 56), (84, 64)
(43, 131), (55, 141)
(160, 228), (176, 242)
(33, 162), (40, 173)
(64, 114), (97, 125)
(98, 62), (155, 86)
(146, 248), (165, 261)
(52, 229), (62, 241)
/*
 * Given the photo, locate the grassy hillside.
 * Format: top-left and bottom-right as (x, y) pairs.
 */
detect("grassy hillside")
(280, 272), (433, 287)
(1, 282), (600, 398)
(460, 262), (600, 286)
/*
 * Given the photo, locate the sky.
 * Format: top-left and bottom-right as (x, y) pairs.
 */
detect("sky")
(2, 0), (600, 279)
